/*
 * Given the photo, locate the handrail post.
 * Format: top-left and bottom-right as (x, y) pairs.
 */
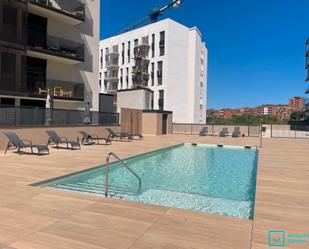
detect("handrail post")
(105, 156), (109, 197)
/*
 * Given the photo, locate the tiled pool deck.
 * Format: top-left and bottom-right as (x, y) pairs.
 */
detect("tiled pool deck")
(0, 135), (308, 249)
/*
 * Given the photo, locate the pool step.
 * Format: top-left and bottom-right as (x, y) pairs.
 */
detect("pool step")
(123, 188), (252, 219)
(54, 182), (138, 198)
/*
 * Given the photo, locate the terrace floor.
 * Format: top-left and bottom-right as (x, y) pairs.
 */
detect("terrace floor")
(0, 135), (308, 249)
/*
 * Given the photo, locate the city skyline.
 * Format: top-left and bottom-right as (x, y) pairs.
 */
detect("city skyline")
(100, 0), (309, 109)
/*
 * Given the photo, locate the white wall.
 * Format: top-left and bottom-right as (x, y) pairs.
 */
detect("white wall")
(117, 89), (153, 113)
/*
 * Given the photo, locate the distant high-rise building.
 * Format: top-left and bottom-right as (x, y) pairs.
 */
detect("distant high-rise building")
(289, 96), (303, 111)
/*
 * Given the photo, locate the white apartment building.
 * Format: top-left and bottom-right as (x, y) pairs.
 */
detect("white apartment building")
(99, 18), (207, 123)
(0, 0), (100, 110)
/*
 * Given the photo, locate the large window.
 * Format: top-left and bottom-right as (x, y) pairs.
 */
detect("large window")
(127, 41), (130, 63)
(120, 69), (123, 89)
(26, 57), (47, 94)
(158, 90), (164, 110)
(151, 62), (154, 86)
(134, 39), (138, 47)
(159, 31), (165, 56)
(126, 67), (129, 88)
(157, 61), (163, 85)
(121, 43), (125, 65)
(151, 34), (155, 58)
(0, 0), (27, 45)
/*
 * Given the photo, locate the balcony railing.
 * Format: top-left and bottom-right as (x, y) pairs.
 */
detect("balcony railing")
(132, 66), (149, 75)
(0, 76), (84, 100)
(106, 59), (119, 68)
(28, 0), (85, 21)
(27, 32), (85, 61)
(106, 46), (119, 56)
(35, 79), (84, 100)
(107, 82), (118, 92)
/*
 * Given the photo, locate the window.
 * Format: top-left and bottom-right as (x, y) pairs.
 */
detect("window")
(157, 61), (163, 85)
(100, 49), (103, 68)
(120, 69), (123, 89)
(158, 90), (164, 110)
(104, 72), (107, 92)
(151, 34), (155, 58)
(105, 47), (108, 65)
(122, 43), (125, 65)
(151, 62), (154, 86)
(134, 39), (138, 47)
(159, 31), (165, 56)
(127, 41), (130, 63)
(200, 81), (203, 87)
(1, 52), (16, 74)
(126, 67), (129, 88)
(3, 6), (17, 26)
(99, 72), (102, 89)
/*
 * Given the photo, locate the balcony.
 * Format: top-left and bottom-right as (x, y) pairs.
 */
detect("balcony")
(106, 46), (119, 57)
(28, 0), (85, 26)
(27, 33), (84, 64)
(132, 66), (149, 75)
(107, 82), (118, 93)
(34, 79), (84, 100)
(106, 59), (119, 69)
(132, 74), (149, 82)
(0, 77), (84, 101)
(106, 71), (119, 82)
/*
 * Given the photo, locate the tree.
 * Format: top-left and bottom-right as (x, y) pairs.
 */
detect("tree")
(289, 110), (305, 121)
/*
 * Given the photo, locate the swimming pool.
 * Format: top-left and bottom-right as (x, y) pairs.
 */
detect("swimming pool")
(38, 143), (259, 219)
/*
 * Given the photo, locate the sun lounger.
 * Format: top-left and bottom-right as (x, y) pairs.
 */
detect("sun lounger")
(106, 128), (133, 141)
(127, 133), (143, 140)
(219, 127), (229, 137)
(4, 132), (49, 155)
(199, 127), (209, 136)
(79, 131), (111, 145)
(232, 127), (241, 137)
(46, 130), (80, 149)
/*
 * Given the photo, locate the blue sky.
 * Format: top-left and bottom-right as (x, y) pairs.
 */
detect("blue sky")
(100, 0), (309, 109)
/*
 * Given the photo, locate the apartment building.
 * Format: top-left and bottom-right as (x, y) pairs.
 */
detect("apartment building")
(99, 18), (208, 124)
(0, 0), (100, 110)
(289, 96), (304, 111)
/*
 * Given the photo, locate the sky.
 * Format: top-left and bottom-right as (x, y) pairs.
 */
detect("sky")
(100, 0), (309, 109)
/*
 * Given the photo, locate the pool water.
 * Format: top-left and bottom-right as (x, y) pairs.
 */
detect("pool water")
(39, 144), (259, 219)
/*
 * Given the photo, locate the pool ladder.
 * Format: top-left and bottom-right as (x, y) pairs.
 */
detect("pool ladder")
(105, 152), (142, 197)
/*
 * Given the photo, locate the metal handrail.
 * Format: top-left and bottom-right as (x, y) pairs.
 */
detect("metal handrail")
(105, 152), (142, 197)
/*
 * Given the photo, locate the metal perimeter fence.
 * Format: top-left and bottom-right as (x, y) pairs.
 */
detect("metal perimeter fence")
(172, 123), (309, 139)
(0, 106), (119, 126)
(172, 123), (261, 137)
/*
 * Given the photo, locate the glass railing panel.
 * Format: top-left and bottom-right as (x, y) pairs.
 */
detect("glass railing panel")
(28, 0), (85, 20)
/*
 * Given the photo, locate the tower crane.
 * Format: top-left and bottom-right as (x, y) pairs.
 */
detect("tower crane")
(119, 0), (182, 34)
